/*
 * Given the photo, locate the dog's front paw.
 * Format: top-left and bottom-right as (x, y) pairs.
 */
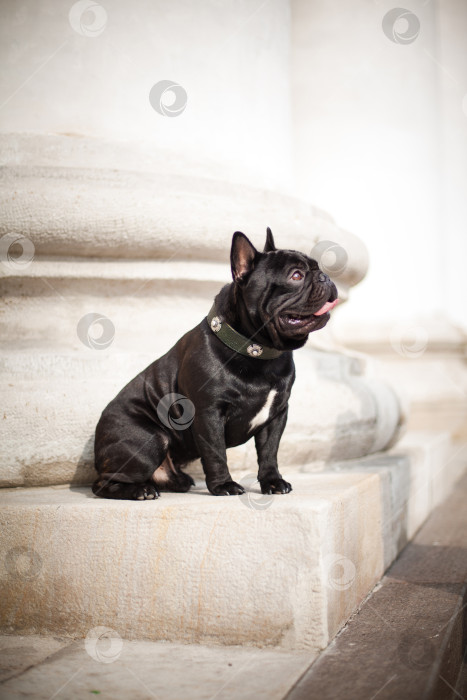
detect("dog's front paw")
(210, 480), (245, 496)
(260, 478), (292, 495)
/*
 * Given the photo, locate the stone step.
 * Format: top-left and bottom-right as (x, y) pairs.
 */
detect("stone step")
(1, 449), (466, 699)
(0, 634), (313, 700)
(284, 454), (467, 700)
(1, 432), (463, 653)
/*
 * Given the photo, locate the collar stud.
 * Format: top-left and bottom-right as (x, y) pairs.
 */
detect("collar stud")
(247, 344), (263, 357)
(210, 316), (222, 333)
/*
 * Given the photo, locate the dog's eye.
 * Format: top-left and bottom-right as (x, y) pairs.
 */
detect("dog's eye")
(290, 270), (304, 281)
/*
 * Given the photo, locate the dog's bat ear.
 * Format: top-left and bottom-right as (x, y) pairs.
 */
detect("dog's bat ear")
(263, 227), (276, 252)
(231, 232), (258, 283)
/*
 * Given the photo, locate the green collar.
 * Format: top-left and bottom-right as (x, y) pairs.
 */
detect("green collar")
(206, 304), (283, 360)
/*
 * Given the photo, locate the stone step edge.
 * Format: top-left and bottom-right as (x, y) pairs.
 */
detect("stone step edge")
(0, 432), (461, 653)
(284, 457), (467, 700)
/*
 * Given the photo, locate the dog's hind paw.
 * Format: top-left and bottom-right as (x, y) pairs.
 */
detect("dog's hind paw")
(92, 479), (160, 500)
(260, 478), (292, 495)
(135, 483), (160, 500)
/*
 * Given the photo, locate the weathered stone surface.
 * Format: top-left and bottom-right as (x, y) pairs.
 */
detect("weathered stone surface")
(284, 453), (467, 700)
(0, 634), (68, 683)
(0, 637), (312, 700)
(0, 472), (382, 651)
(0, 433), (460, 652)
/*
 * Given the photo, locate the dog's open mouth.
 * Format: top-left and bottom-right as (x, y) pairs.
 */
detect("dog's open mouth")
(280, 299), (339, 328)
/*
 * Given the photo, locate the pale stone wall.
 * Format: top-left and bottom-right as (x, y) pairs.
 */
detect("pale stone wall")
(0, 0), (292, 191)
(291, 0), (467, 332)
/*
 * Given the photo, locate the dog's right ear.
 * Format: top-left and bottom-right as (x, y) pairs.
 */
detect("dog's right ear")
(231, 232), (258, 283)
(263, 227), (276, 252)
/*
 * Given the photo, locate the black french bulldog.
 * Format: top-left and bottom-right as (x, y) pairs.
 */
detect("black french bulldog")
(93, 229), (338, 500)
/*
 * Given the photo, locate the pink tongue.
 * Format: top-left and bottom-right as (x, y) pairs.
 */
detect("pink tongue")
(314, 299), (339, 316)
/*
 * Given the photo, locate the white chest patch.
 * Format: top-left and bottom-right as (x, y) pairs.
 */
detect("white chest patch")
(249, 390), (277, 432)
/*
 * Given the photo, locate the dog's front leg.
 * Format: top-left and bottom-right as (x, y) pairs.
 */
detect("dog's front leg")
(254, 408), (292, 494)
(193, 411), (245, 496)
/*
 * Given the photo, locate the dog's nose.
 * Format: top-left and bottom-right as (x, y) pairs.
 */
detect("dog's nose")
(318, 272), (328, 283)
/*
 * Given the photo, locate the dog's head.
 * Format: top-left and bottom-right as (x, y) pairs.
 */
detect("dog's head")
(230, 228), (339, 350)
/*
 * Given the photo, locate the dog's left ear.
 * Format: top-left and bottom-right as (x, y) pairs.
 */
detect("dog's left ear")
(231, 232), (258, 283)
(263, 227), (276, 252)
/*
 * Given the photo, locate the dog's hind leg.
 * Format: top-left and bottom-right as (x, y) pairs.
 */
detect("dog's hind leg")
(93, 421), (170, 500)
(152, 452), (195, 493)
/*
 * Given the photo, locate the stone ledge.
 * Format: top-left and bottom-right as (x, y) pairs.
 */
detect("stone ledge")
(0, 133), (368, 290)
(0, 432), (462, 652)
(285, 453), (467, 700)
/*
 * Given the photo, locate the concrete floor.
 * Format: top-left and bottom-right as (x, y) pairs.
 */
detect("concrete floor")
(0, 635), (313, 700)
